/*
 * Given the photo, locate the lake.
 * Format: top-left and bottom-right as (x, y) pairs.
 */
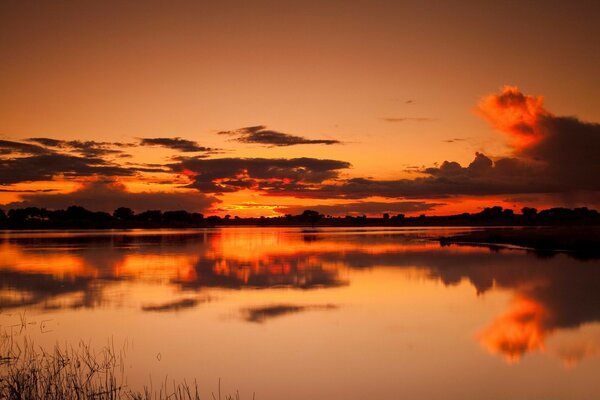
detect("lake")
(1, 227), (600, 399)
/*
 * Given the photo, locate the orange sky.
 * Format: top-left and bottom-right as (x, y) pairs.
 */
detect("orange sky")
(1, 1), (599, 216)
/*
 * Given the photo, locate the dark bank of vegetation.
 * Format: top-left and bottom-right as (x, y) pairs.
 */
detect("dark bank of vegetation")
(440, 226), (600, 258)
(0, 337), (245, 400)
(0, 205), (599, 230)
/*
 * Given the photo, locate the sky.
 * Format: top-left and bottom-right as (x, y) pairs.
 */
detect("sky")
(1, 1), (599, 216)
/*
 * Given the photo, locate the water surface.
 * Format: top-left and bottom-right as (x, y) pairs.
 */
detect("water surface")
(1, 227), (600, 399)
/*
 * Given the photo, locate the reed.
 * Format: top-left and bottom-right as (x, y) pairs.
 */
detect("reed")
(0, 336), (245, 400)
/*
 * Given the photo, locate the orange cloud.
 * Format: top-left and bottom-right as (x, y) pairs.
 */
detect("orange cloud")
(477, 85), (550, 150)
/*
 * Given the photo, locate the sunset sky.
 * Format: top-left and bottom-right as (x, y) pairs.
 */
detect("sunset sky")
(1, 1), (599, 216)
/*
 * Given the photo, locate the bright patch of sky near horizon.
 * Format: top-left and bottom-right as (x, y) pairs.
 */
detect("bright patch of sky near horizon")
(1, 1), (599, 215)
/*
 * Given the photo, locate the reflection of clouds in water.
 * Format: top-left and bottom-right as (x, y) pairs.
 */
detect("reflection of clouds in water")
(175, 257), (345, 290)
(480, 310), (600, 367)
(0, 269), (114, 310)
(550, 325), (600, 367)
(141, 297), (211, 312)
(242, 304), (338, 323)
(477, 297), (550, 363)
(2, 229), (600, 366)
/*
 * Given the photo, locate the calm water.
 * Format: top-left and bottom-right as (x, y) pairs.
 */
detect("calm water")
(1, 227), (600, 399)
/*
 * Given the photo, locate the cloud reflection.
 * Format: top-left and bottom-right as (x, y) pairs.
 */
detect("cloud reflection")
(242, 304), (338, 323)
(1, 228), (600, 365)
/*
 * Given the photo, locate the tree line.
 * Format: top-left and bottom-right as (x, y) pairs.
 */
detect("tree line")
(0, 205), (598, 229)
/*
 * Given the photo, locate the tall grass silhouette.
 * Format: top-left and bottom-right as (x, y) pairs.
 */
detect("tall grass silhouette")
(0, 335), (247, 400)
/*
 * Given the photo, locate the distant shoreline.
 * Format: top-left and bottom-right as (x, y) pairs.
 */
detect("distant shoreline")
(1, 205), (599, 232)
(439, 226), (600, 258)
(1, 220), (600, 230)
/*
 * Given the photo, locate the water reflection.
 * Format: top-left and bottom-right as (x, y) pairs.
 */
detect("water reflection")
(241, 304), (338, 323)
(1, 227), (600, 368)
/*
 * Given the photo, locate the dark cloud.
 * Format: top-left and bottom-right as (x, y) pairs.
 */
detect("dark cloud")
(0, 138), (142, 186)
(0, 153), (136, 185)
(3, 180), (220, 212)
(267, 88), (600, 202)
(139, 137), (215, 152)
(259, 153), (550, 199)
(277, 200), (444, 216)
(0, 188), (56, 193)
(0, 139), (49, 155)
(61, 140), (125, 157)
(27, 137), (63, 147)
(122, 162), (171, 173)
(521, 115), (600, 192)
(218, 125), (340, 146)
(3, 87), (597, 206)
(171, 157), (350, 194)
(0, 138), (180, 186)
(27, 137), (132, 157)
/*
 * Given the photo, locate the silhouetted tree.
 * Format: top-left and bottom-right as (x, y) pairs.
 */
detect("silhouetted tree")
(539, 207), (571, 219)
(113, 207), (134, 220)
(479, 206), (504, 219)
(163, 210), (191, 222)
(205, 215), (221, 225)
(190, 213), (204, 223)
(137, 210), (162, 222)
(522, 207), (538, 217)
(299, 210), (322, 227)
(574, 207), (598, 218)
(502, 209), (515, 218)
(66, 206), (94, 220)
(92, 211), (113, 223)
(0, 204), (598, 229)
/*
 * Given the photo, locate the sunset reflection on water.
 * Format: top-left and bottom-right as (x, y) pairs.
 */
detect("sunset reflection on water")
(1, 227), (600, 399)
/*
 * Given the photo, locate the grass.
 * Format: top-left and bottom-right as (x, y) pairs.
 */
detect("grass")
(0, 335), (248, 400)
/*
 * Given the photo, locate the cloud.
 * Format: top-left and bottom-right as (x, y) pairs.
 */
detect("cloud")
(477, 86), (600, 192)
(171, 157), (350, 194)
(521, 115), (600, 192)
(27, 138), (131, 157)
(2, 86), (597, 208)
(139, 137), (216, 152)
(0, 139), (49, 155)
(0, 188), (56, 193)
(277, 200), (444, 216)
(0, 153), (136, 185)
(258, 152), (549, 200)
(267, 86), (599, 202)
(3, 180), (220, 212)
(218, 125), (340, 146)
(477, 85), (549, 150)
(26, 137), (64, 147)
(0, 138), (142, 186)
